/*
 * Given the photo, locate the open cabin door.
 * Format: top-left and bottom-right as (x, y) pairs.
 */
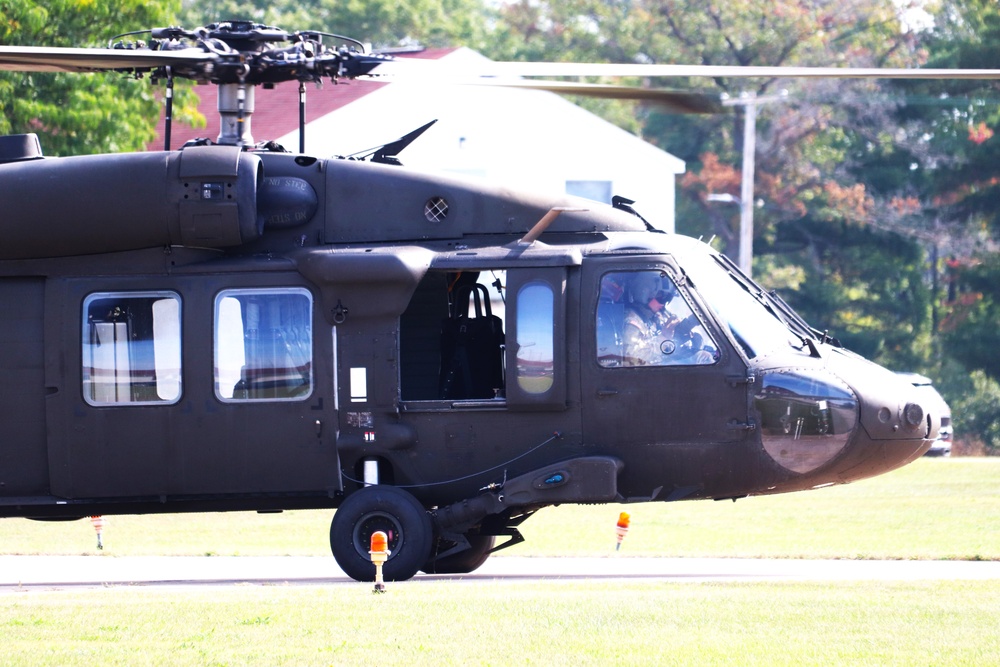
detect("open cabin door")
(45, 278), (340, 502)
(333, 265), (582, 504)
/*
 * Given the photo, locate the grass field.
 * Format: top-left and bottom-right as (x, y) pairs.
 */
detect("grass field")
(1, 458), (998, 666)
(2, 580), (998, 666)
(1, 458), (996, 560)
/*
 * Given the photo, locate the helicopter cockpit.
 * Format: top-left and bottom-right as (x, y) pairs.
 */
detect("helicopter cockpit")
(673, 244), (862, 476)
(586, 232), (936, 490)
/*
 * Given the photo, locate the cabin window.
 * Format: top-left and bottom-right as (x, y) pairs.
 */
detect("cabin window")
(82, 292), (181, 405)
(214, 288), (313, 402)
(596, 270), (719, 368)
(515, 281), (555, 395)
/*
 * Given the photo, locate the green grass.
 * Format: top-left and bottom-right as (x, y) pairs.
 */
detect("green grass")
(1, 580), (998, 666)
(518, 456), (1000, 560)
(1, 459), (998, 666)
(1, 458), (996, 560)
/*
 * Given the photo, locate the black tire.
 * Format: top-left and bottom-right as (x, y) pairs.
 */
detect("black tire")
(330, 485), (433, 582)
(422, 534), (495, 575)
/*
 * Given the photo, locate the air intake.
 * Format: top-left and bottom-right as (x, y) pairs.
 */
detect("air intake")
(0, 134), (43, 164)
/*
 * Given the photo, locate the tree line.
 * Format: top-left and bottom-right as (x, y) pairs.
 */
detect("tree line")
(3, 0), (999, 452)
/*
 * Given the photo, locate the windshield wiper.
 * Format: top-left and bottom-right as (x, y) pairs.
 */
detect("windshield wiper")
(765, 289), (842, 348)
(709, 254), (814, 351)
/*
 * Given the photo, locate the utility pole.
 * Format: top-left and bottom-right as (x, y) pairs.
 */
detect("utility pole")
(721, 90), (787, 277)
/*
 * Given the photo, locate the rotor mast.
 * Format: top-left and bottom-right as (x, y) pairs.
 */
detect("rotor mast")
(217, 83), (255, 147)
(117, 21), (384, 150)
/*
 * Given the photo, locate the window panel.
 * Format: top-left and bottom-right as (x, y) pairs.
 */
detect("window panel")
(515, 281), (554, 395)
(597, 270), (718, 368)
(566, 180), (613, 204)
(215, 288), (313, 401)
(83, 292), (181, 405)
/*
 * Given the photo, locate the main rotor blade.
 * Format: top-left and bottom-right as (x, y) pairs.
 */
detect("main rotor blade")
(454, 79), (723, 113)
(0, 46), (214, 73)
(368, 60), (1000, 81)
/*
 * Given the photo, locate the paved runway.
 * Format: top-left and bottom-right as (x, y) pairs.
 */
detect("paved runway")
(2, 555), (998, 591)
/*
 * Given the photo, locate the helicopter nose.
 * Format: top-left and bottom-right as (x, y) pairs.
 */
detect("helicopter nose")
(753, 359), (936, 484)
(827, 361), (937, 482)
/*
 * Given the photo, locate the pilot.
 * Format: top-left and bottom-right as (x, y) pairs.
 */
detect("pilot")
(621, 272), (714, 367)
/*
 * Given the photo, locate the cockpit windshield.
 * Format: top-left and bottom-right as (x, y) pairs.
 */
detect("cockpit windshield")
(680, 250), (811, 360)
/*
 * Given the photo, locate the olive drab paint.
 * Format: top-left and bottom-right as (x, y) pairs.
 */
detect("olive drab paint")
(0, 20), (960, 581)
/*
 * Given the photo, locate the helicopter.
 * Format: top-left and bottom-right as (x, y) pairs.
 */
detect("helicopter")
(0, 20), (995, 582)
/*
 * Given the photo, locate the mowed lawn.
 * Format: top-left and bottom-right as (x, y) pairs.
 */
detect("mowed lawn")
(0, 457), (995, 560)
(1, 580), (998, 666)
(0, 458), (997, 666)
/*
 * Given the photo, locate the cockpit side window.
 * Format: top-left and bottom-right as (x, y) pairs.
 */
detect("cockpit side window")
(596, 270), (718, 368)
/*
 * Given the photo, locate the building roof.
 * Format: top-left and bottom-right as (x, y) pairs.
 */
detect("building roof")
(149, 47), (458, 150)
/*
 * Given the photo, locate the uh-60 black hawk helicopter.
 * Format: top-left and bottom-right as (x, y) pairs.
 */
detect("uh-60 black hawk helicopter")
(1, 20), (995, 582)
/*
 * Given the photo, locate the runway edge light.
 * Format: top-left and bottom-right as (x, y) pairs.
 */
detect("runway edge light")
(615, 512), (630, 551)
(89, 516), (107, 551)
(370, 531), (390, 593)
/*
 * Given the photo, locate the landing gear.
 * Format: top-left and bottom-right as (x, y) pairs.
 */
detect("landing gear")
(330, 485), (433, 582)
(422, 534), (496, 574)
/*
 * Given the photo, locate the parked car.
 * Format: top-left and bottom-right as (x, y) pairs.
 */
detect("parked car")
(897, 372), (952, 456)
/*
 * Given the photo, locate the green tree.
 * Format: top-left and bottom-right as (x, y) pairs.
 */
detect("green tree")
(181, 0), (490, 51)
(940, 254), (1000, 385)
(486, 0), (1000, 456)
(760, 217), (933, 369)
(863, 0), (1000, 450)
(488, 0), (933, 362)
(939, 368), (1000, 454)
(0, 0), (184, 156)
(487, 1), (922, 247)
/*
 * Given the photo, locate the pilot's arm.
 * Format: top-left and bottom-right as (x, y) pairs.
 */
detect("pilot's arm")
(621, 311), (659, 366)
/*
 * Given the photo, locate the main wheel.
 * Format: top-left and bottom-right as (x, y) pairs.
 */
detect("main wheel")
(422, 534), (495, 575)
(330, 485), (433, 582)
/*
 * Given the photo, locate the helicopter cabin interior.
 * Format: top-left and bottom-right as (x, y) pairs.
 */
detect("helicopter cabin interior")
(397, 266), (566, 409)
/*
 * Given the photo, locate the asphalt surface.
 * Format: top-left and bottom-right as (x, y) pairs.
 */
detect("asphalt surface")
(2, 555), (999, 591)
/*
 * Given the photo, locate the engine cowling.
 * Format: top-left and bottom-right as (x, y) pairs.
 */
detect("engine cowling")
(0, 143), (262, 260)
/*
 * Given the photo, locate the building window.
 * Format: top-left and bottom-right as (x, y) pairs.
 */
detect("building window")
(83, 292), (181, 405)
(566, 180), (613, 204)
(215, 288), (313, 402)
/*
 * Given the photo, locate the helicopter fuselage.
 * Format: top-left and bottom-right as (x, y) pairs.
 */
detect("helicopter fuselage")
(0, 142), (937, 578)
